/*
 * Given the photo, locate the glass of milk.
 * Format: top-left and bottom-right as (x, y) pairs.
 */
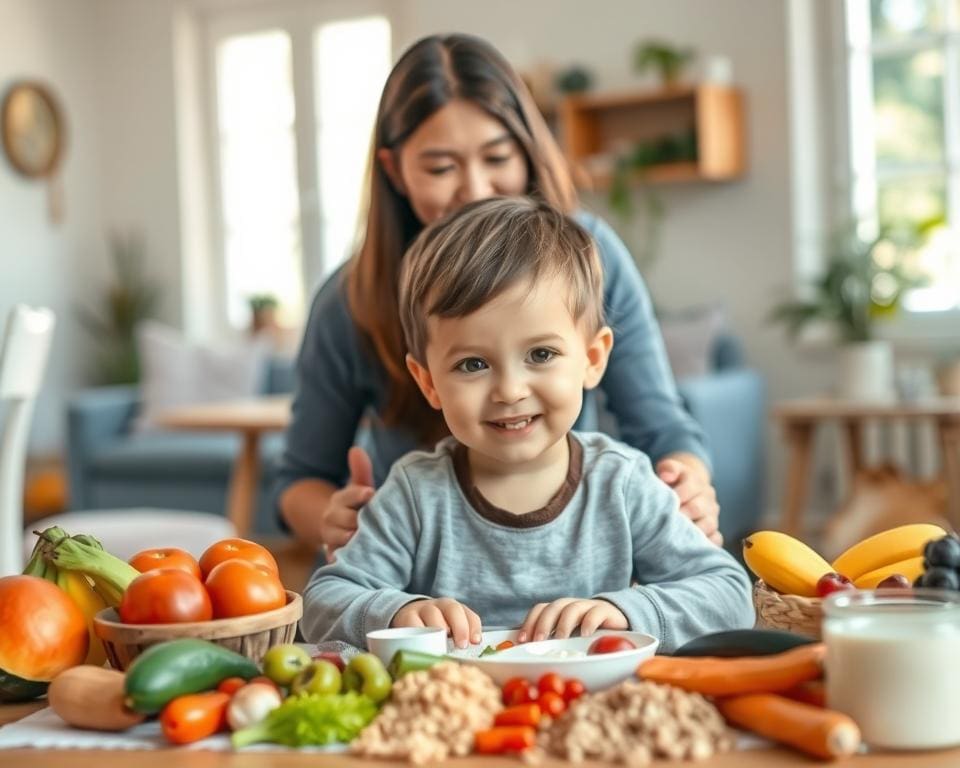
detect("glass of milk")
(823, 589), (960, 750)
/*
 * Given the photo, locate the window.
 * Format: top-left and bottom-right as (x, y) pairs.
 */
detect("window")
(211, 13), (391, 330)
(845, 0), (960, 313)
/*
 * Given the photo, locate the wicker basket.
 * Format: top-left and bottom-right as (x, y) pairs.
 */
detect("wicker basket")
(752, 580), (822, 639)
(93, 590), (302, 671)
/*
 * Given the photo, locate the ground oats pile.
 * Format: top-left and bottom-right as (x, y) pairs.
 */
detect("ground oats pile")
(532, 679), (734, 766)
(351, 662), (502, 764)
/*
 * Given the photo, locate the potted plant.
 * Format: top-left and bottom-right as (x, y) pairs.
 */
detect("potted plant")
(769, 224), (926, 401)
(248, 294), (279, 334)
(633, 40), (695, 87)
(77, 232), (161, 385)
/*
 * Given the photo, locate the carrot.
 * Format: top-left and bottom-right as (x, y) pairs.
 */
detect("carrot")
(780, 679), (826, 708)
(637, 643), (825, 696)
(474, 725), (537, 754)
(716, 694), (860, 760)
(494, 704), (542, 728)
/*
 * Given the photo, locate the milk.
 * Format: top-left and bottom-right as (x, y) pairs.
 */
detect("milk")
(824, 599), (960, 750)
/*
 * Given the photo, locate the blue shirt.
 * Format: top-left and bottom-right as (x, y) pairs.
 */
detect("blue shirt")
(274, 211), (709, 496)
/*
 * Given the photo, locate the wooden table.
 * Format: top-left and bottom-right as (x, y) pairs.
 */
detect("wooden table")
(155, 396), (292, 537)
(5, 701), (960, 767)
(772, 397), (960, 537)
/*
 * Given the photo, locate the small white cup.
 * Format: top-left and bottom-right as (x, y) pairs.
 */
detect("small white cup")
(366, 627), (447, 667)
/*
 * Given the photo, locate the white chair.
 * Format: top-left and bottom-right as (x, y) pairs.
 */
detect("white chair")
(0, 305), (235, 577)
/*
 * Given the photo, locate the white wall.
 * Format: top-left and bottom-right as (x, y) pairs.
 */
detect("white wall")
(0, 0), (105, 451)
(3, 0), (843, 520)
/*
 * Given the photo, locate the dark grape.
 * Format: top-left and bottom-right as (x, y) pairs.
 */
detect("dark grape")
(923, 536), (960, 569)
(920, 567), (960, 591)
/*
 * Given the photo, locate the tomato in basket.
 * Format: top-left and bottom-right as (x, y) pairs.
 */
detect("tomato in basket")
(119, 569), (212, 624)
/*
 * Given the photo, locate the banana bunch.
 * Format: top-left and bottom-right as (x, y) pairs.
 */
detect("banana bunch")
(742, 523), (947, 597)
(23, 527), (141, 666)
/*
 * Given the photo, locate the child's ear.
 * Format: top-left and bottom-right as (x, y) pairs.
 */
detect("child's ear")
(583, 326), (613, 390)
(377, 148), (407, 195)
(406, 353), (442, 409)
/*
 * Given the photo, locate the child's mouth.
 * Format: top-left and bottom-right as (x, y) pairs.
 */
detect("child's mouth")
(487, 415), (540, 433)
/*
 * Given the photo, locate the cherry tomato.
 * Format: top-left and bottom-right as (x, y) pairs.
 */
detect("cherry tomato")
(537, 672), (565, 697)
(119, 569), (212, 624)
(538, 690), (566, 718)
(129, 548), (201, 579)
(217, 677), (246, 695)
(204, 558), (286, 619)
(587, 635), (637, 655)
(562, 678), (585, 704)
(160, 691), (230, 744)
(502, 677), (537, 706)
(199, 538), (279, 579)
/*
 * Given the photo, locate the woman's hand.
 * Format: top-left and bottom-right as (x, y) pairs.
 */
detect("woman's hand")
(656, 455), (722, 547)
(392, 597), (483, 649)
(322, 447), (374, 555)
(518, 598), (628, 643)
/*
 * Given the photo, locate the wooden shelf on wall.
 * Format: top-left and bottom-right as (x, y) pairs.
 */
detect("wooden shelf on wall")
(558, 84), (746, 189)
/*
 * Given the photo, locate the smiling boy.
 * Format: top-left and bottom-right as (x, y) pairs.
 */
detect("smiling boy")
(300, 197), (754, 653)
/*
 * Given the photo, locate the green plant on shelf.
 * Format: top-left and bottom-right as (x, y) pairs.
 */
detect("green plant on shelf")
(633, 40), (695, 86)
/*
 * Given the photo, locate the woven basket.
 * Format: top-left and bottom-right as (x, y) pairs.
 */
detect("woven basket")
(752, 580), (822, 639)
(93, 590), (302, 671)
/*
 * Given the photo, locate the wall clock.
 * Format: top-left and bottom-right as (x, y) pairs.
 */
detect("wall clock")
(2, 81), (66, 221)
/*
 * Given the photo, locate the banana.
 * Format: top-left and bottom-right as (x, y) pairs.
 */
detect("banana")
(832, 524), (946, 581)
(742, 531), (832, 597)
(48, 534), (139, 608)
(55, 569), (109, 667)
(853, 556), (925, 589)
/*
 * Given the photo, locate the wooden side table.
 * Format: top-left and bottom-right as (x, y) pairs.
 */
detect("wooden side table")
(154, 396), (292, 536)
(772, 398), (960, 537)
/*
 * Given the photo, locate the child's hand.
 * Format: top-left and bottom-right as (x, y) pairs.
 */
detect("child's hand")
(392, 597), (483, 649)
(518, 598), (628, 643)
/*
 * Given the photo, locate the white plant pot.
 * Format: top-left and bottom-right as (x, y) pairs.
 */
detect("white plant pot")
(836, 341), (895, 402)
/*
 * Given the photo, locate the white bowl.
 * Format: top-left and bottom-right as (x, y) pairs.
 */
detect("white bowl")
(366, 626), (447, 667)
(449, 629), (658, 691)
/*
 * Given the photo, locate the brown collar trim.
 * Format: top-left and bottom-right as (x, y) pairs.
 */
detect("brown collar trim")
(452, 434), (583, 529)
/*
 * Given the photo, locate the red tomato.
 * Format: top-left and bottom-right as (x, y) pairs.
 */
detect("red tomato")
(129, 548), (201, 579)
(204, 558), (286, 619)
(537, 672), (565, 697)
(119, 569), (212, 624)
(198, 538), (279, 579)
(562, 678), (586, 704)
(502, 677), (537, 706)
(587, 635), (637, 655)
(538, 690), (566, 718)
(216, 677), (246, 695)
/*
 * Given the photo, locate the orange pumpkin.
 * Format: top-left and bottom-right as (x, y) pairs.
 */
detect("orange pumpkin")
(0, 575), (88, 701)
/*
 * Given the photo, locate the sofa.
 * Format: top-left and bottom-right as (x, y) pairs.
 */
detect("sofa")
(66, 336), (765, 546)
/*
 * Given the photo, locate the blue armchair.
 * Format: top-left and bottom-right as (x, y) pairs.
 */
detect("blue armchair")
(66, 338), (765, 543)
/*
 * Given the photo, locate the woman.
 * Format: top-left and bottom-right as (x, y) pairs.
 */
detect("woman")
(276, 33), (721, 554)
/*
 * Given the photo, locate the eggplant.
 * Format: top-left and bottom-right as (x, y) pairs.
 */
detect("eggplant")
(671, 629), (815, 658)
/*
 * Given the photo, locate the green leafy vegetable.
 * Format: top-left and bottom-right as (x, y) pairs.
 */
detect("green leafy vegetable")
(231, 691), (378, 748)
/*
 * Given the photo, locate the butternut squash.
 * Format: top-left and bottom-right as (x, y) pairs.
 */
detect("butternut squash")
(48, 665), (146, 731)
(637, 643), (825, 696)
(716, 693), (860, 760)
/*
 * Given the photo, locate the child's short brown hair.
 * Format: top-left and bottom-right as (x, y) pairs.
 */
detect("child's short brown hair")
(399, 197), (604, 363)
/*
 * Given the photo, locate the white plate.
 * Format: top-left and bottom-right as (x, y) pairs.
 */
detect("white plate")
(448, 629), (658, 691)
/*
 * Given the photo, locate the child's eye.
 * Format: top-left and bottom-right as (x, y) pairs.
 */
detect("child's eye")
(455, 358), (488, 373)
(485, 154), (511, 165)
(426, 165), (454, 176)
(527, 348), (556, 364)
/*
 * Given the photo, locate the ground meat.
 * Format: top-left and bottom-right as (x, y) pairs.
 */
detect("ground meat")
(351, 662), (502, 764)
(534, 680), (734, 765)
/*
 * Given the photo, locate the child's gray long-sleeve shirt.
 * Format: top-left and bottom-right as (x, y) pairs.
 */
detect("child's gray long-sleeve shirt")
(301, 432), (754, 653)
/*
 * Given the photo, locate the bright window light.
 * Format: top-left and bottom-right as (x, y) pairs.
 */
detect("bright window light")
(215, 31), (304, 329)
(314, 17), (391, 276)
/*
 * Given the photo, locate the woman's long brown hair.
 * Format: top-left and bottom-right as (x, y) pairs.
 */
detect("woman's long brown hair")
(346, 33), (578, 440)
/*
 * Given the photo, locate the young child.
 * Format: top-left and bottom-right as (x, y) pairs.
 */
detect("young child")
(300, 197), (754, 653)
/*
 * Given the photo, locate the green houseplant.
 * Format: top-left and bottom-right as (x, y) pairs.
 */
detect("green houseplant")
(633, 40), (695, 87)
(77, 233), (161, 385)
(770, 224), (926, 401)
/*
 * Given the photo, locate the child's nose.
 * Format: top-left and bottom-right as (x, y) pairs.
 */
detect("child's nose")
(492, 370), (529, 404)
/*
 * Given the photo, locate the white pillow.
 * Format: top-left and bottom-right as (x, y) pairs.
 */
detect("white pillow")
(135, 321), (269, 431)
(658, 305), (727, 381)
